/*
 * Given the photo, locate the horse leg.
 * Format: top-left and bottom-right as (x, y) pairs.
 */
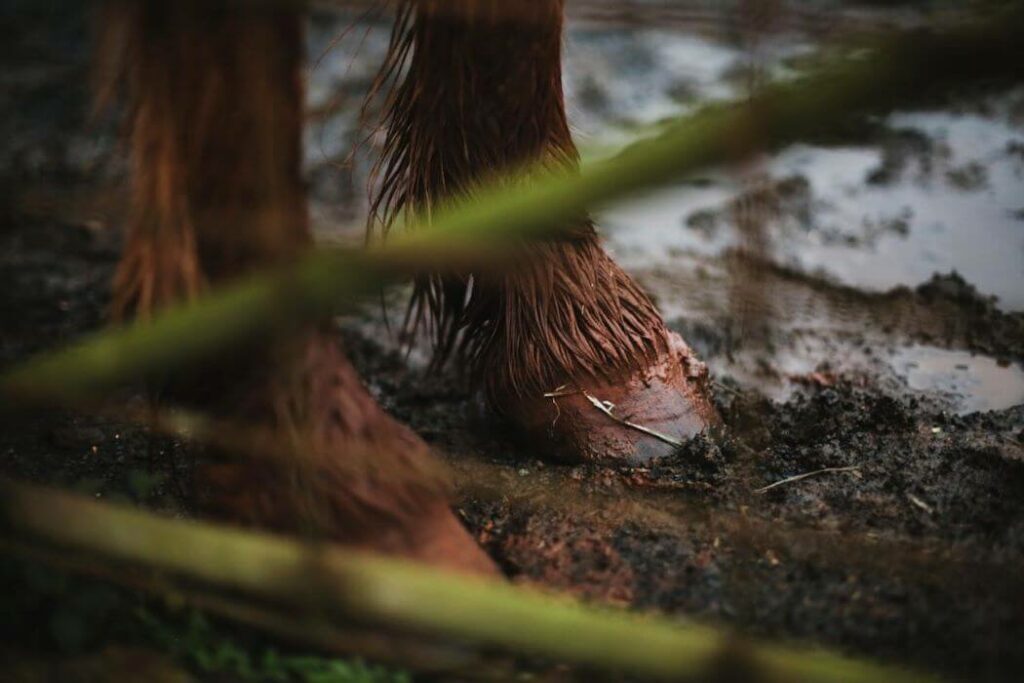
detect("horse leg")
(97, 0), (495, 574)
(372, 0), (718, 463)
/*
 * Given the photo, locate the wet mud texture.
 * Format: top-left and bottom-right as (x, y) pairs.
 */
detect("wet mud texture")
(373, 302), (1024, 682)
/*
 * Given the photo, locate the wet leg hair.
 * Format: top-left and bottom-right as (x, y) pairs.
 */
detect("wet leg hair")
(97, 0), (308, 319)
(95, 0), (495, 572)
(370, 0), (716, 461)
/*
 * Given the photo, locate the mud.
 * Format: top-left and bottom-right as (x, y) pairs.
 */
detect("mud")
(2, 3), (1024, 682)
(358, 289), (1024, 679)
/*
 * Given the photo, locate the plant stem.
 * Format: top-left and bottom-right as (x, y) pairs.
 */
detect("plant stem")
(0, 479), (937, 682)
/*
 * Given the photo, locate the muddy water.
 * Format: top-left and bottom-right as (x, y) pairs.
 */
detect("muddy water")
(701, 336), (1024, 415)
(601, 105), (1024, 310)
(892, 345), (1024, 414)
(563, 25), (1024, 415)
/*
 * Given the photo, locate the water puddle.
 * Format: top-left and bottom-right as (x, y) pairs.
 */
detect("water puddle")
(891, 346), (1024, 415)
(563, 29), (1024, 311)
(710, 339), (1024, 415)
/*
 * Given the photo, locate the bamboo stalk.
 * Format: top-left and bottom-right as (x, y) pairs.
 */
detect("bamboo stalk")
(0, 478), (935, 682)
(2, 4), (1022, 403)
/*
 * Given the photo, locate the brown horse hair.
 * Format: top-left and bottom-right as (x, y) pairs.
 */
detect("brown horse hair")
(94, 1), (453, 543)
(368, 0), (671, 407)
(96, 0), (309, 320)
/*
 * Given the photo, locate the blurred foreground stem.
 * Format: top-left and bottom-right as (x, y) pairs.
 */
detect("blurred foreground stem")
(0, 479), (936, 682)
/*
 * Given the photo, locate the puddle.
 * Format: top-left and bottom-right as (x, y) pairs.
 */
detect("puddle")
(763, 111), (1024, 310)
(595, 95), (1024, 312)
(891, 346), (1024, 415)
(707, 337), (1024, 416)
(563, 28), (810, 144)
(558, 30), (1024, 311)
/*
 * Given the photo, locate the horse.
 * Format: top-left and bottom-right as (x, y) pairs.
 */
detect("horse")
(96, 0), (715, 574)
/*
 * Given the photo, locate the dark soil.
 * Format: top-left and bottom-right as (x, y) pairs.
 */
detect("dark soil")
(363, 293), (1024, 681)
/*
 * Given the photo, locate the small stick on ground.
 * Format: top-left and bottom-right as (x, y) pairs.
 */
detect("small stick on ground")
(907, 493), (934, 514)
(754, 466), (860, 494)
(582, 390), (683, 448)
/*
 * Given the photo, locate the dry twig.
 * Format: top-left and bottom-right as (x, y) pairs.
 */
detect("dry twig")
(754, 466), (860, 494)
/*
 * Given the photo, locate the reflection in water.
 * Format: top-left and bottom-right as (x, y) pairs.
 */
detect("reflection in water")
(892, 346), (1024, 415)
(600, 102), (1024, 311)
(558, 11), (1024, 312)
(726, 173), (776, 340)
(701, 334), (1024, 416)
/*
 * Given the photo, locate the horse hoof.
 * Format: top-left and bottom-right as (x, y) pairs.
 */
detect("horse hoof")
(504, 333), (718, 464)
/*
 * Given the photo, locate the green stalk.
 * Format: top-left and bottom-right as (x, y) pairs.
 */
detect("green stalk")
(2, 3), (1022, 403)
(0, 479), (936, 682)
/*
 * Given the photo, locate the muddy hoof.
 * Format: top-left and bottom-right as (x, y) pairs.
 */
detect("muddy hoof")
(394, 503), (499, 576)
(196, 332), (499, 578)
(505, 333), (718, 464)
(202, 460), (498, 577)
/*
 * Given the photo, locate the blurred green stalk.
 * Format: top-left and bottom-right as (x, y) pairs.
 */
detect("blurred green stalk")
(0, 479), (937, 682)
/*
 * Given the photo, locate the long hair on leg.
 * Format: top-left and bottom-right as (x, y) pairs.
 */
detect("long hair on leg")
(368, 1), (668, 398)
(368, 0), (715, 462)
(95, 0), (495, 571)
(96, 0), (309, 320)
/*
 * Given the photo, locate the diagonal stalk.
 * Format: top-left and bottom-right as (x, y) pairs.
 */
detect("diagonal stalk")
(0, 478), (937, 682)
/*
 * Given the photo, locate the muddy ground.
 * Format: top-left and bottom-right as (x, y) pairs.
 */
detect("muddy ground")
(3, 3), (1024, 682)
